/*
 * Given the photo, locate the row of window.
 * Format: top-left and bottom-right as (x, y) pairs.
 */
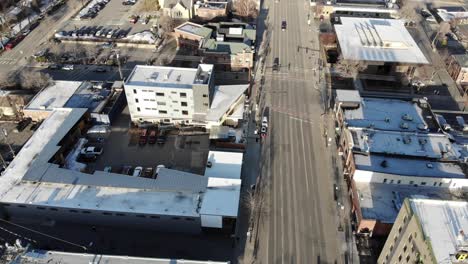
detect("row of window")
(382, 178), (444, 187)
(135, 99), (188, 107)
(4, 204), (196, 221)
(136, 107), (189, 115)
(133, 90), (188, 98)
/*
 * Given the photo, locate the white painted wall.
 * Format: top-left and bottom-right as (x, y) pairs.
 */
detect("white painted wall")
(353, 169), (468, 189)
(125, 84), (195, 123)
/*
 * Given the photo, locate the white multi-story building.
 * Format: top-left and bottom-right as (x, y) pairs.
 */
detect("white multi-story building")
(124, 64), (214, 125)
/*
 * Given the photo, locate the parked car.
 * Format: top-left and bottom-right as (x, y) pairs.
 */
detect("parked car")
(80, 146), (103, 155)
(121, 165), (132, 175)
(260, 126), (267, 138)
(156, 130), (166, 145)
(139, 129), (148, 145)
(148, 130), (157, 144)
(62, 64), (74, 71)
(48, 64), (60, 70)
(262, 116), (268, 128)
(132, 166), (143, 177)
(144, 167), (153, 177)
(281, 20), (287, 31)
(155, 164), (165, 176)
(272, 57), (280, 71)
(15, 118), (32, 132)
(94, 67), (107, 73)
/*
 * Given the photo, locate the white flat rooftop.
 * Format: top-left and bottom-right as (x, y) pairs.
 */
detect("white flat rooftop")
(205, 151), (243, 179)
(206, 85), (248, 122)
(26, 81), (82, 111)
(344, 98), (428, 132)
(355, 182), (458, 223)
(351, 128), (460, 159)
(200, 177), (241, 217)
(410, 199), (468, 264)
(354, 154), (466, 178)
(335, 17), (428, 64)
(125, 65), (213, 88)
(17, 250), (230, 264)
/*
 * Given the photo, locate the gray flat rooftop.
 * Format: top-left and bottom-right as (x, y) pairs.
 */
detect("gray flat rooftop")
(355, 182), (458, 223)
(350, 128), (460, 159)
(335, 17), (428, 64)
(206, 84), (248, 122)
(354, 154), (466, 178)
(343, 98), (430, 132)
(409, 199), (468, 264)
(125, 65), (213, 89)
(14, 249), (230, 264)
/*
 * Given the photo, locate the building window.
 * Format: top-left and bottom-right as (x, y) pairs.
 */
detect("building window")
(150, 215), (160, 219)
(116, 213), (125, 216)
(18, 205), (26, 208)
(159, 110), (167, 114)
(398, 255), (402, 262)
(181, 102), (187, 107)
(398, 226), (402, 233)
(403, 245), (407, 252)
(439, 182), (443, 186)
(408, 235), (413, 242)
(172, 217), (180, 220)
(172, 101), (178, 103)
(156, 92), (164, 96)
(171, 91), (177, 94)
(421, 182), (427, 186)
(137, 107), (141, 112)
(136, 215), (146, 218)
(182, 110), (189, 115)
(82, 211), (91, 214)
(37, 207), (46, 210)
(185, 217), (195, 221)
(135, 98), (139, 103)
(103, 212), (112, 216)
(403, 215), (408, 223)
(180, 92), (187, 98)
(133, 89), (137, 94)
(409, 181), (414, 185)
(397, 180), (401, 184)
(157, 102), (166, 106)
(433, 182), (437, 186)
(50, 208), (58, 211)
(174, 109), (179, 112)
(203, 103), (208, 106)
(383, 178), (387, 183)
(390, 180), (394, 184)
(70, 210), (78, 213)
(203, 94), (208, 97)
(406, 255), (410, 262)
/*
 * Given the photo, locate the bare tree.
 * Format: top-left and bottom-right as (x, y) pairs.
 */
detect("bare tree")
(399, 0), (423, 23)
(335, 57), (368, 78)
(234, 0), (258, 19)
(159, 15), (175, 34)
(139, 0), (161, 13)
(19, 70), (52, 91)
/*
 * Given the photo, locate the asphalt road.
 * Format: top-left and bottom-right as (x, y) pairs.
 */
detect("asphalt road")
(255, 0), (341, 263)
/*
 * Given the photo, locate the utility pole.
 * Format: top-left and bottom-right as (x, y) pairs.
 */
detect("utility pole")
(116, 52), (123, 81)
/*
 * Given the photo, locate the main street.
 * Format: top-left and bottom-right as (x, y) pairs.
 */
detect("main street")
(254, 0), (342, 262)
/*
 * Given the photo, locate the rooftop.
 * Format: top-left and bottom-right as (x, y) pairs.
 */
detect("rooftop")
(175, 22), (213, 39)
(355, 182), (459, 223)
(206, 85), (248, 122)
(436, 6), (468, 22)
(354, 154), (466, 178)
(334, 0), (386, 6)
(350, 128), (459, 159)
(334, 17), (428, 64)
(13, 249), (230, 264)
(201, 39), (253, 54)
(25, 81), (113, 113)
(26, 81), (82, 111)
(342, 98), (434, 132)
(125, 64), (214, 88)
(434, 111), (468, 145)
(205, 151), (243, 179)
(0, 107), (241, 219)
(409, 199), (468, 264)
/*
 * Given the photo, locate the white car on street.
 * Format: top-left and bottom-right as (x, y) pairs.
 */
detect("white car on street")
(62, 64), (74, 71)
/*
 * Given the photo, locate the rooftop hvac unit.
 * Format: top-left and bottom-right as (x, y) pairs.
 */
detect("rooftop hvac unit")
(402, 113), (413, 121)
(400, 122), (409, 129)
(417, 123), (428, 130)
(403, 136), (412, 144)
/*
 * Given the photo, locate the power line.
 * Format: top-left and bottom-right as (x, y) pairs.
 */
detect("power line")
(0, 218), (88, 251)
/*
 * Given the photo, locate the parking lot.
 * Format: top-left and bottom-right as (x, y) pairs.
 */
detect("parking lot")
(60, 0), (157, 40)
(88, 107), (210, 176)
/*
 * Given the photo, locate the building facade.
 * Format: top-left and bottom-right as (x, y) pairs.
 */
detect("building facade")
(124, 64), (214, 125)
